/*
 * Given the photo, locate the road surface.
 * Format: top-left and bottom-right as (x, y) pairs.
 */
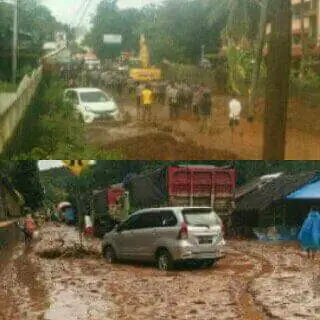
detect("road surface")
(1, 224), (319, 320)
(85, 93), (320, 160)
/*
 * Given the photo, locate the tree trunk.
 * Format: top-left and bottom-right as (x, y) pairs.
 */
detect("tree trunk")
(248, 0), (269, 122)
(263, 0), (292, 160)
(300, 0), (307, 79)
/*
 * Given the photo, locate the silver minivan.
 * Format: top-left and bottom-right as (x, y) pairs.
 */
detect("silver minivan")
(102, 207), (226, 270)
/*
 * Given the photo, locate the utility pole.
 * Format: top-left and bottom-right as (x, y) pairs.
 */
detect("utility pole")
(12, 0), (18, 85)
(263, 0), (292, 160)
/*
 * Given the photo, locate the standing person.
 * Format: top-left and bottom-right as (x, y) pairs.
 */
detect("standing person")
(136, 82), (145, 120)
(193, 83), (205, 119)
(228, 93), (242, 127)
(141, 84), (153, 122)
(298, 207), (320, 260)
(166, 82), (179, 119)
(68, 77), (76, 88)
(199, 88), (212, 132)
(23, 214), (36, 245)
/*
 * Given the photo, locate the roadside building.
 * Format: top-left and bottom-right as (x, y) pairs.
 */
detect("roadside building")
(265, 0), (320, 70)
(233, 171), (320, 240)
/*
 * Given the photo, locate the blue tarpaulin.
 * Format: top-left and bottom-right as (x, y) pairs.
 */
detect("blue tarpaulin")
(286, 179), (320, 199)
(298, 211), (320, 250)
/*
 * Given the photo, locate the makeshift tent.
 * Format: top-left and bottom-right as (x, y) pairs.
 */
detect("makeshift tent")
(233, 171), (320, 240)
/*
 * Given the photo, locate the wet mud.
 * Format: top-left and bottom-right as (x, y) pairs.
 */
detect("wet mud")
(1, 224), (319, 320)
(87, 93), (320, 160)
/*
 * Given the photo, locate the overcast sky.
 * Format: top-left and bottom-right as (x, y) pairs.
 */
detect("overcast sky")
(41, 0), (163, 26)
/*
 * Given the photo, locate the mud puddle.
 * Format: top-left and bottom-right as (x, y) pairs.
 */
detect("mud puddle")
(37, 247), (101, 260)
(43, 276), (113, 320)
(237, 251), (274, 320)
(0, 245), (49, 320)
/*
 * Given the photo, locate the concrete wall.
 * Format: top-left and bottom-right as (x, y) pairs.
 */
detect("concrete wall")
(0, 47), (66, 153)
(0, 221), (22, 277)
(0, 221), (21, 251)
(0, 185), (23, 220)
(0, 67), (42, 152)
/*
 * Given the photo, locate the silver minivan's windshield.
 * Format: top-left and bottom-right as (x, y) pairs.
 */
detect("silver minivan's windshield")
(182, 208), (220, 227)
(80, 92), (109, 103)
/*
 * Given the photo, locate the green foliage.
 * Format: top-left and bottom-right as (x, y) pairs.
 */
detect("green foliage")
(3, 73), (122, 159)
(84, 0), (227, 64)
(10, 160), (44, 210)
(0, 81), (18, 92)
(163, 63), (217, 88)
(0, 0), (64, 82)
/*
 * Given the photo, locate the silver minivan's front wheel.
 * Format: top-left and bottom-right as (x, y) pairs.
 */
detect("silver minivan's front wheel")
(103, 246), (117, 264)
(157, 249), (174, 271)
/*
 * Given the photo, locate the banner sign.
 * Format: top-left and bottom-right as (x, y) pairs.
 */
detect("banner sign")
(103, 34), (122, 44)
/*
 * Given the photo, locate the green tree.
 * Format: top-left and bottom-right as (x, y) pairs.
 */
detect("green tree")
(0, 0), (64, 82)
(208, 0), (261, 94)
(84, 0), (226, 64)
(11, 161), (44, 210)
(248, 0), (270, 121)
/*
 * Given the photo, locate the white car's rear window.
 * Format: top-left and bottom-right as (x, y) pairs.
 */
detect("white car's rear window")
(182, 208), (221, 227)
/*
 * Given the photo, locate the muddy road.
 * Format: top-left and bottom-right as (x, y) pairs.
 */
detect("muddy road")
(1, 224), (319, 320)
(86, 93), (320, 160)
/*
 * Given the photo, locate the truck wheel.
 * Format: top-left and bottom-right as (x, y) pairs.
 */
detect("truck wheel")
(157, 249), (174, 271)
(103, 246), (117, 264)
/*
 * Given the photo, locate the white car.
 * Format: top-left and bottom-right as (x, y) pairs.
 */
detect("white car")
(64, 88), (120, 124)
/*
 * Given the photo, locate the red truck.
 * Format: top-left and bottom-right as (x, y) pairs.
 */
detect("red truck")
(125, 165), (236, 221)
(92, 165), (236, 237)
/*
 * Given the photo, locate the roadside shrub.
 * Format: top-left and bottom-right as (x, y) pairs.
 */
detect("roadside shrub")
(290, 72), (320, 108)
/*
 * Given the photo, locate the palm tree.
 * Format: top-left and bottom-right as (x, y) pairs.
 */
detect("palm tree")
(208, 0), (261, 95)
(263, 0), (292, 160)
(248, 0), (269, 122)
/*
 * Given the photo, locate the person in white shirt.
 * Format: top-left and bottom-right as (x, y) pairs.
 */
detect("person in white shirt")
(228, 94), (242, 127)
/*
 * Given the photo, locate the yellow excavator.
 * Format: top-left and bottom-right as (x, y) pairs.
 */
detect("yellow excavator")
(129, 34), (161, 82)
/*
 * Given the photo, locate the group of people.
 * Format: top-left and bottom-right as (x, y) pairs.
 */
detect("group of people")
(64, 64), (244, 130)
(134, 80), (243, 131)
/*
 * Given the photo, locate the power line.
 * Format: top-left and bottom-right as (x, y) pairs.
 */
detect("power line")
(70, 0), (89, 27)
(75, 0), (92, 29)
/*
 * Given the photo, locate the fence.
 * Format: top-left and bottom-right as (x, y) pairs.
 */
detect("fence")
(0, 47), (66, 153)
